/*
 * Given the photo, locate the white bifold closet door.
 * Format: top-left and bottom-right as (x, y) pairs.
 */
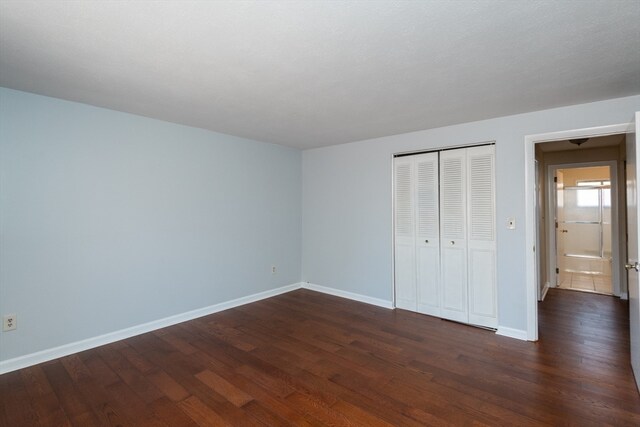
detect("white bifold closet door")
(439, 145), (497, 327)
(415, 153), (441, 317)
(439, 149), (469, 323)
(394, 145), (496, 329)
(394, 156), (417, 311)
(394, 152), (441, 313)
(466, 145), (497, 328)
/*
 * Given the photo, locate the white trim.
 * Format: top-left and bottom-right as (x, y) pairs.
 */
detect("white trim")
(535, 159), (542, 302)
(621, 292), (629, 300)
(496, 326), (528, 341)
(525, 122), (634, 342)
(0, 283), (303, 375)
(302, 282), (394, 309)
(541, 282), (551, 301)
(546, 166), (558, 291)
(391, 153), (397, 308)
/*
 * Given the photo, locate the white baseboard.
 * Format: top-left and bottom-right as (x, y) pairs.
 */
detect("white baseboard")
(0, 283), (303, 375)
(541, 282), (550, 301)
(496, 326), (528, 341)
(301, 282), (393, 309)
(620, 292), (629, 300)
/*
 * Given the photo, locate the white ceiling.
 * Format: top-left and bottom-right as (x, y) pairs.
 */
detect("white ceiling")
(1, 1), (639, 149)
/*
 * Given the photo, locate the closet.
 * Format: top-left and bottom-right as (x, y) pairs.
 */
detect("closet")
(393, 144), (497, 329)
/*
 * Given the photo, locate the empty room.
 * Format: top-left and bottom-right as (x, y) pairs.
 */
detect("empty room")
(1, 1), (640, 425)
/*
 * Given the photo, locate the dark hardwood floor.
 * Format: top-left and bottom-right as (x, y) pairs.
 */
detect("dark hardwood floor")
(1, 288), (639, 426)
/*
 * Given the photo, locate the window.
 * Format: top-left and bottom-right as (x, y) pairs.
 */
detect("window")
(576, 188), (600, 207)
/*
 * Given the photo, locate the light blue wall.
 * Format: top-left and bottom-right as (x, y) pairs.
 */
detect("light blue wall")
(2, 86), (638, 363)
(0, 88), (302, 361)
(302, 95), (640, 333)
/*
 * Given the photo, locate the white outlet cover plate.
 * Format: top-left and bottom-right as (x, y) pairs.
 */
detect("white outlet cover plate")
(3, 314), (16, 331)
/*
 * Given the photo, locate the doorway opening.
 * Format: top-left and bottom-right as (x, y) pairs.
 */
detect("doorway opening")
(525, 114), (639, 393)
(555, 165), (613, 295)
(525, 124), (635, 343)
(535, 135), (627, 302)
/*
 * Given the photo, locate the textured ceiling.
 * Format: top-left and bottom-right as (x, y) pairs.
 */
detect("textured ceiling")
(1, 1), (639, 149)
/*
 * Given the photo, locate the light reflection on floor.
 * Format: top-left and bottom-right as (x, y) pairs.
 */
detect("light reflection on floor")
(558, 272), (612, 295)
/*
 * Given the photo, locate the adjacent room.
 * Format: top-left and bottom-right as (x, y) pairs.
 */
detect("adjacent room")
(555, 165), (614, 294)
(1, 1), (640, 425)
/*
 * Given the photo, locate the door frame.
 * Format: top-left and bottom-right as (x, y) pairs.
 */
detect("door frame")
(546, 160), (621, 297)
(524, 123), (634, 341)
(535, 159), (542, 301)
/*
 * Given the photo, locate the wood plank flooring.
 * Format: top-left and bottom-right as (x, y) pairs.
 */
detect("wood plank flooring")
(1, 288), (639, 426)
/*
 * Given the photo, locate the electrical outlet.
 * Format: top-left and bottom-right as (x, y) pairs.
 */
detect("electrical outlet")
(271, 265), (277, 274)
(3, 314), (16, 332)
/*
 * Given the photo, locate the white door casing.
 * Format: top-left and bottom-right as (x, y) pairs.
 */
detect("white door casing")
(626, 112), (640, 392)
(547, 161), (621, 296)
(555, 170), (565, 285)
(525, 122), (633, 342)
(535, 160), (542, 300)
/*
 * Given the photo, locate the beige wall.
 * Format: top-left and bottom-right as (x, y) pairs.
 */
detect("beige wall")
(561, 166), (610, 187)
(543, 146), (621, 165)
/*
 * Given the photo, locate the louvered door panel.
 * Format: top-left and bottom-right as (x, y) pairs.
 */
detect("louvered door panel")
(415, 153), (440, 316)
(394, 157), (416, 311)
(395, 160), (414, 239)
(467, 145), (497, 328)
(469, 147), (495, 241)
(439, 149), (468, 323)
(440, 154), (466, 240)
(416, 155), (439, 238)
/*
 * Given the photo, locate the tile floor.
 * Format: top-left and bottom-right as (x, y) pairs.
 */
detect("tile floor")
(558, 272), (612, 295)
